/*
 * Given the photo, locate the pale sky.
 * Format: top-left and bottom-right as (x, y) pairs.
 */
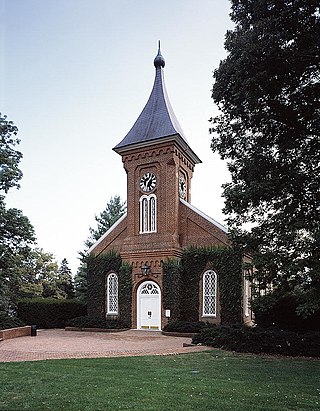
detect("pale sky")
(2, 0), (233, 274)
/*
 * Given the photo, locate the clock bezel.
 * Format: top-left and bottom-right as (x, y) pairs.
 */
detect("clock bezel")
(140, 172), (157, 193)
(179, 175), (187, 199)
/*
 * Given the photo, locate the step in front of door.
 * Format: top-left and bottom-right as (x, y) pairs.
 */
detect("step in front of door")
(141, 325), (160, 330)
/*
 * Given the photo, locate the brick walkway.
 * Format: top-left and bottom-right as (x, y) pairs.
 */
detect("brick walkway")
(0, 329), (208, 362)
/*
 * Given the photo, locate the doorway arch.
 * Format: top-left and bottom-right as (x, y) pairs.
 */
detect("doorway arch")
(137, 281), (161, 330)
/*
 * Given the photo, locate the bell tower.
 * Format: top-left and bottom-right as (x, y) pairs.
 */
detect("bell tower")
(113, 43), (201, 264)
(88, 43), (230, 330)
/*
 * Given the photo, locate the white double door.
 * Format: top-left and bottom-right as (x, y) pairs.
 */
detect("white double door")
(137, 281), (161, 330)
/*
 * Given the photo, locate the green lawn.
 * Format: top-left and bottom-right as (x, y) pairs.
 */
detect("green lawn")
(0, 350), (319, 411)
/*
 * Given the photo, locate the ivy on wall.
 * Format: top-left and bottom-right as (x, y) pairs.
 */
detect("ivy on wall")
(118, 262), (133, 326)
(87, 252), (132, 327)
(163, 246), (243, 324)
(162, 259), (181, 320)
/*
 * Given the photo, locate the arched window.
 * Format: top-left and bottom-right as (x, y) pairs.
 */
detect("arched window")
(244, 272), (250, 317)
(140, 194), (157, 233)
(202, 270), (217, 317)
(106, 273), (118, 315)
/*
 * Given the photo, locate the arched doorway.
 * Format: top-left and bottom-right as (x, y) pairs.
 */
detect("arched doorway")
(137, 281), (161, 330)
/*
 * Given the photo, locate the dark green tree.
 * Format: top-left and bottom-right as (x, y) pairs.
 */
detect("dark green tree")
(0, 113), (23, 193)
(0, 114), (36, 312)
(210, 1), (320, 317)
(74, 195), (126, 303)
(57, 258), (75, 299)
(85, 195), (127, 249)
(74, 263), (88, 303)
(35, 250), (64, 299)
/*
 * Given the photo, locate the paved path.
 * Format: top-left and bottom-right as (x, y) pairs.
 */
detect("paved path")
(0, 329), (208, 362)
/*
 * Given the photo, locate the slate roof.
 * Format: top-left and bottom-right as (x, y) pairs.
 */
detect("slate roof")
(113, 45), (201, 164)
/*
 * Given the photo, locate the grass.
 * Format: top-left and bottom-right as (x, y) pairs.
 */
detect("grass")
(0, 350), (319, 411)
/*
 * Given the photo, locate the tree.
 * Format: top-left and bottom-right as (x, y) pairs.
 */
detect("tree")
(0, 114), (23, 193)
(16, 250), (75, 300)
(74, 195), (126, 303)
(0, 114), (36, 312)
(57, 258), (74, 299)
(15, 248), (67, 299)
(85, 195), (127, 249)
(34, 250), (62, 299)
(74, 263), (88, 303)
(210, 1), (320, 316)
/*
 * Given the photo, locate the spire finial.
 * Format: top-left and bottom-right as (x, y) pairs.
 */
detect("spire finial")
(154, 40), (165, 68)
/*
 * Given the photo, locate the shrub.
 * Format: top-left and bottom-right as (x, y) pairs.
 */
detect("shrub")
(163, 320), (213, 333)
(17, 298), (87, 328)
(192, 325), (320, 357)
(252, 293), (320, 331)
(65, 315), (129, 329)
(0, 312), (25, 330)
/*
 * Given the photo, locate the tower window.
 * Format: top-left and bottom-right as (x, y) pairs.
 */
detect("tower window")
(202, 270), (217, 317)
(140, 194), (157, 233)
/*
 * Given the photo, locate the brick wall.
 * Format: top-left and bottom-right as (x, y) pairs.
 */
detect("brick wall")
(0, 326), (31, 340)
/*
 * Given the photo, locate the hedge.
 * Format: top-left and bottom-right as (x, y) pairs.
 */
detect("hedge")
(17, 298), (87, 328)
(192, 325), (320, 357)
(163, 320), (213, 334)
(252, 292), (320, 331)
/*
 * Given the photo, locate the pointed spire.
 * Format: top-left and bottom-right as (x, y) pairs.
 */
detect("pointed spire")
(154, 40), (165, 68)
(113, 43), (201, 165)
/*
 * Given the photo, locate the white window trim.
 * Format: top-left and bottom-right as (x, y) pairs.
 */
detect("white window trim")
(244, 273), (250, 317)
(202, 270), (217, 317)
(139, 194), (157, 234)
(106, 272), (118, 315)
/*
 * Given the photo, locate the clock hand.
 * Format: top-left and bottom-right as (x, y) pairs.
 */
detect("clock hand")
(147, 176), (153, 188)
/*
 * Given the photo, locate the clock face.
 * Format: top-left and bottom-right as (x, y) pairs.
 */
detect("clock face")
(179, 176), (187, 199)
(140, 172), (157, 192)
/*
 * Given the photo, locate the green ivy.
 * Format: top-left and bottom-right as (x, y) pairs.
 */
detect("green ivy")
(162, 259), (181, 320)
(163, 246), (243, 324)
(87, 252), (132, 326)
(118, 262), (133, 326)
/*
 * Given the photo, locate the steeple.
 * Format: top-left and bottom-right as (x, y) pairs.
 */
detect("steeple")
(153, 40), (165, 68)
(113, 43), (201, 164)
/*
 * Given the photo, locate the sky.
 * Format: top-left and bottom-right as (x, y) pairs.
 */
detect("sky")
(1, 0), (233, 275)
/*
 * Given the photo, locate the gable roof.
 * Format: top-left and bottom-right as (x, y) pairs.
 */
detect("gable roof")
(87, 212), (127, 254)
(113, 44), (201, 165)
(180, 198), (228, 233)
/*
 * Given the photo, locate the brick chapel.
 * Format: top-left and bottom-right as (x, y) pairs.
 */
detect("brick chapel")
(88, 45), (250, 330)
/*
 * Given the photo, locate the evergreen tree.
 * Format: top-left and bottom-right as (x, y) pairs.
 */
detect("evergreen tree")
(57, 258), (74, 299)
(85, 195), (126, 249)
(74, 263), (88, 303)
(74, 195), (126, 303)
(210, 1), (320, 316)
